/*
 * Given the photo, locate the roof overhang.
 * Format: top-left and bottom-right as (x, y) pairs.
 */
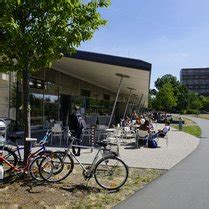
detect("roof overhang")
(53, 50), (151, 106)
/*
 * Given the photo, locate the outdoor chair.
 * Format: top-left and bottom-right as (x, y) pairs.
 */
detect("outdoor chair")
(81, 128), (92, 145)
(106, 127), (122, 145)
(98, 115), (110, 126)
(50, 124), (63, 146)
(63, 126), (70, 145)
(156, 132), (169, 147)
(136, 129), (149, 148)
(122, 126), (136, 143)
(85, 115), (97, 126)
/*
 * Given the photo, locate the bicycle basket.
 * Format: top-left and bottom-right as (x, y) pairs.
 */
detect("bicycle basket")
(103, 144), (119, 157)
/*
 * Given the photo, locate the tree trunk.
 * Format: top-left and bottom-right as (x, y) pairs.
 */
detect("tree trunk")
(22, 67), (31, 165)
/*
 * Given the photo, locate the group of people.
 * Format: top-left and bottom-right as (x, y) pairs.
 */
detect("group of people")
(121, 111), (170, 148)
(69, 107), (171, 154)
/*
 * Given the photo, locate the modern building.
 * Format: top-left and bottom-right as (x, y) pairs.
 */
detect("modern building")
(0, 50), (151, 129)
(180, 68), (209, 96)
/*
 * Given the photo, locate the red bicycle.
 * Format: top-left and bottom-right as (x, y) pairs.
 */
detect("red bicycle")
(0, 137), (61, 182)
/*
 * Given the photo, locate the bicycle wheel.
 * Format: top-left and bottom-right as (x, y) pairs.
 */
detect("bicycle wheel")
(41, 151), (74, 183)
(94, 156), (129, 190)
(29, 155), (51, 181)
(2, 147), (18, 173)
(31, 151), (65, 181)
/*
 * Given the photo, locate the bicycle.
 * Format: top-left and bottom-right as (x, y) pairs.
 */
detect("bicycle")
(40, 134), (129, 190)
(0, 130), (62, 182)
(5, 130), (53, 164)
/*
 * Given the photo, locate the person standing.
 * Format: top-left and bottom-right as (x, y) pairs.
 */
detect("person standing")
(69, 105), (86, 156)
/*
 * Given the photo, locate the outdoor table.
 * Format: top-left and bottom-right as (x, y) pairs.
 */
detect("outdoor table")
(105, 128), (116, 132)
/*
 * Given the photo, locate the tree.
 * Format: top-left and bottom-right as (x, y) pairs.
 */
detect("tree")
(188, 92), (203, 114)
(200, 96), (209, 112)
(155, 74), (180, 90)
(1, 0), (110, 163)
(148, 89), (157, 110)
(155, 83), (177, 112)
(154, 74), (189, 112)
(175, 84), (188, 112)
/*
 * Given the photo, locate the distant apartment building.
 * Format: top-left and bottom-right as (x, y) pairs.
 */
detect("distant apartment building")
(180, 68), (209, 96)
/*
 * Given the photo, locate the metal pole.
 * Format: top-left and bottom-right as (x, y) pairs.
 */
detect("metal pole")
(108, 73), (130, 127)
(141, 101), (146, 114)
(134, 94), (139, 110)
(137, 94), (144, 113)
(123, 88), (135, 119)
(130, 94), (137, 112)
(8, 72), (11, 118)
(108, 76), (124, 128)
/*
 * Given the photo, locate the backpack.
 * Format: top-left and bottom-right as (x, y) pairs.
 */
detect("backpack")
(148, 138), (158, 148)
(76, 114), (87, 130)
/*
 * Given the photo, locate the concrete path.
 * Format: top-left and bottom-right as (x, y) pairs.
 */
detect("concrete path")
(114, 116), (209, 209)
(48, 124), (199, 170)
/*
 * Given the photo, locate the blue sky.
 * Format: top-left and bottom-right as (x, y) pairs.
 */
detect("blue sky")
(80, 0), (209, 88)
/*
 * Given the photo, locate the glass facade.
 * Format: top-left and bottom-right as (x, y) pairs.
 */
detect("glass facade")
(8, 69), (129, 129)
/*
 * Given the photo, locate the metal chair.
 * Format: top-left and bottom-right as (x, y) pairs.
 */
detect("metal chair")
(81, 128), (92, 145)
(51, 124), (63, 146)
(136, 129), (149, 148)
(156, 132), (169, 146)
(122, 126), (136, 143)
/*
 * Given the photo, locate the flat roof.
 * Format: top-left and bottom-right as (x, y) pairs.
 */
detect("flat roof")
(53, 50), (152, 106)
(65, 50), (152, 72)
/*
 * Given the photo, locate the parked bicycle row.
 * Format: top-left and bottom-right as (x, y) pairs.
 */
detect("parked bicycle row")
(0, 119), (129, 190)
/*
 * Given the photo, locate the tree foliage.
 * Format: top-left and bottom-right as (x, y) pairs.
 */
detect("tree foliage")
(155, 74), (180, 90)
(155, 83), (177, 112)
(188, 92), (203, 112)
(151, 74), (188, 112)
(1, 0), (110, 72)
(150, 73), (209, 113)
(0, 0), (110, 162)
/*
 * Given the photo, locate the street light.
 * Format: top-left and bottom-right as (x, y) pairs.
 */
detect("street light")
(108, 73), (130, 127)
(123, 87), (136, 119)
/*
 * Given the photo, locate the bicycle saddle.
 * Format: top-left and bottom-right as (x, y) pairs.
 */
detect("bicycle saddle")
(96, 141), (108, 147)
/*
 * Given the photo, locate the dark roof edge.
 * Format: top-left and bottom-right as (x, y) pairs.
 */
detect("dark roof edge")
(64, 50), (152, 72)
(181, 67), (209, 70)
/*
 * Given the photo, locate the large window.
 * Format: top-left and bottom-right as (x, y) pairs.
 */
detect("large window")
(30, 91), (44, 127)
(44, 94), (59, 121)
(44, 69), (59, 121)
(81, 89), (91, 110)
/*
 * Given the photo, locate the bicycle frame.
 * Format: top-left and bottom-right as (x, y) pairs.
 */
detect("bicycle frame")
(64, 136), (105, 173)
(8, 130), (51, 162)
(0, 148), (38, 173)
(1, 130), (52, 174)
(0, 153), (21, 172)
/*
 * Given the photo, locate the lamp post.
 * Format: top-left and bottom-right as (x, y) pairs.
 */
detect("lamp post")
(137, 94), (144, 113)
(131, 94), (138, 112)
(123, 87), (136, 120)
(108, 73), (130, 128)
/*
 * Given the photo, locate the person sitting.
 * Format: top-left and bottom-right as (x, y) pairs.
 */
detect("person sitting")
(140, 119), (150, 130)
(130, 111), (138, 125)
(148, 121), (170, 145)
(137, 118), (150, 147)
(157, 121), (170, 138)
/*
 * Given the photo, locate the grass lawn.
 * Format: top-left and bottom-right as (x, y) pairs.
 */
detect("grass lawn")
(172, 124), (201, 137)
(0, 167), (164, 208)
(172, 115), (201, 137)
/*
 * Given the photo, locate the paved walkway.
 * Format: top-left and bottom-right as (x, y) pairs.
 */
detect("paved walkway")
(50, 124), (199, 170)
(114, 116), (209, 209)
